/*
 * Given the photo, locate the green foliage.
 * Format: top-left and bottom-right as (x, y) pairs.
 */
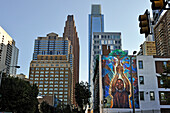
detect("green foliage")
(0, 75), (39, 113)
(40, 101), (52, 113)
(75, 81), (91, 113)
(109, 49), (128, 57)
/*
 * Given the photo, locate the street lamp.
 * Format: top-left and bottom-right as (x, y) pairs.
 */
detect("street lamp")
(130, 51), (137, 113)
(0, 66), (20, 86)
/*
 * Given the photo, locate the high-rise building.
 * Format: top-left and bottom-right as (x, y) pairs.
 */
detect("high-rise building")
(90, 32), (122, 79)
(29, 33), (72, 105)
(0, 26), (19, 76)
(154, 10), (170, 56)
(29, 15), (79, 105)
(88, 5), (104, 85)
(63, 15), (80, 105)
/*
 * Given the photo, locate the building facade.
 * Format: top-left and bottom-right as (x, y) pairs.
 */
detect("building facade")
(29, 15), (79, 105)
(93, 53), (170, 113)
(0, 26), (19, 76)
(29, 33), (72, 105)
(154, 10), (170, 56)
(138, 41), (156, 55)
(63, 15), (80, 105)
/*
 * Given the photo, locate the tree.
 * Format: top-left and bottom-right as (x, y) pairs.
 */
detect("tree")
(40, 101), (52, 113)
(75, 81), (91, 113)
(0, 74), (39, 113)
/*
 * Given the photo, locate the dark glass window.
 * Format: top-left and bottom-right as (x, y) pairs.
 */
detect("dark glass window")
(140, 91), (144, 100)
(139, 76), (144, 84)
(138, 60), (143, 69)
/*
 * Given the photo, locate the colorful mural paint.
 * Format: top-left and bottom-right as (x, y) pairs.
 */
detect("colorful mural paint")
(102, 49), (139, 108)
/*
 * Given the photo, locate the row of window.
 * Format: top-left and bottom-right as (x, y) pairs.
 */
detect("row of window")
(31, 64), (68, 67)
(39, 88), (68, 91)
(30, 81), (68, 84)
(30, 74), (68, 77)
(93, 40), (121, 45)
(30, 78), (68, 81)
(93, 35), (120, 39)
(31, 67), (69, 70)
(30, 71), (69, 74)
(39, 91), (68, 95)
(39, 84), (68, 87)
(140, 91), (155, 101)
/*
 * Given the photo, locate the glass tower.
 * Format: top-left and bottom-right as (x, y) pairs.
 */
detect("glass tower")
(88, 4), (104, 85)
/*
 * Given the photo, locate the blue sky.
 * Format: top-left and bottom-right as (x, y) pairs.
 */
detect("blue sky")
(0, 0), (151, 82)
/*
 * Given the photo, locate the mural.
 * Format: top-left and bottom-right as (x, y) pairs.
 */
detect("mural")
(102, 49), (139, 108)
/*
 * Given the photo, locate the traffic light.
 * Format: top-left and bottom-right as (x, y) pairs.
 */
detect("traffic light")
(150, 0), (165, 10)
(138, 10), (150, 35)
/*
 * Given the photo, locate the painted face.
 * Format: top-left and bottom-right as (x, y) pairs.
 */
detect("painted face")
(116, 79), (124, 90)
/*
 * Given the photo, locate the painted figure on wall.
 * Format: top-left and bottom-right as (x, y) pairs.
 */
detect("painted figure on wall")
(109, 58), (131, 108)
(102, 49), (139, 108)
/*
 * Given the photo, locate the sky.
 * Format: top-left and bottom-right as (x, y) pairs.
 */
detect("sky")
(0, 0), (152, 82)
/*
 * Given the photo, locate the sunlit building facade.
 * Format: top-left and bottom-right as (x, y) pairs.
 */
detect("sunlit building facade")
(0, 26), (19, 76)
(29, 15), (79, 105)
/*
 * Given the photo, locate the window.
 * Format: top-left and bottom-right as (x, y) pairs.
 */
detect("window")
(163, 61), (167, 68)
(60, 68), (64, 70)
(54, 85), (58, 87)
(39, 85), (43, 87)
(55, 75), (59, 77)
(138, 60), (143, 69)
(140, 91), (144, 100)
(59, 88), (63, 91)
(55, 81), (58, 84)
(50, 75), (54, 77)
(40, 68), (44, 70)
(65, 78), (68, 80)
(60, 75), (64, 77)
(40, 75), (44, 77)
(150, 91), (155, 100)
(59, 95), (63, 98)
(59, 92), (63, 94)
(60, 71), (64, 74)
(139, 76), (144, 84)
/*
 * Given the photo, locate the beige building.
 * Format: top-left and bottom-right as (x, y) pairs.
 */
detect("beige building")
(29, 33), (73, 105)
(154, 10), (170, 56)
(142, 41), (156, 55)
(138, 41), (156, 56)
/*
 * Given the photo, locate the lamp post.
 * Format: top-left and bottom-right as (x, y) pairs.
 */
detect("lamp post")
(130, 51), (137, 113)
(0, 66), (20, 86)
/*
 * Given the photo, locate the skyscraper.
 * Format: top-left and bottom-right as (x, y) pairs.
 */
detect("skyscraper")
(88, 4), (104, 86)
(63, 15), (79, 105)
(0, 26), (19, 76)
(154, 10), (170, 56)
(29, 15), (79, 106)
